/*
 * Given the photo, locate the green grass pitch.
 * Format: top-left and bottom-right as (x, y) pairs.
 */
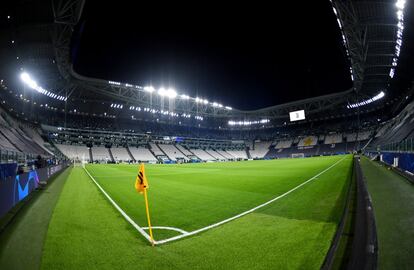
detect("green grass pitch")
(40, 155), (353, 270)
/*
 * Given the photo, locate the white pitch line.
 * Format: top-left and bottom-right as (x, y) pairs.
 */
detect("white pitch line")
(83, 167), (154, 244)
(84, 156), (346, 246)
(142, 226), (189, 234)
(154, 156), (347, 245)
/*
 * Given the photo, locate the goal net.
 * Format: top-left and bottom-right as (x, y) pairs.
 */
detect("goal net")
(291, 153), (305, 158)
(73, 155), (87, 167)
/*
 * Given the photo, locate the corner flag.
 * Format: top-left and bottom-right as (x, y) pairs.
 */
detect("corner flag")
(135, 163), (148, 194)
(134, 163), (154, 245)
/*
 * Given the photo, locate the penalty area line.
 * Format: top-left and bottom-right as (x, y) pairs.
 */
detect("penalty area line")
(155, 156), (347, 245)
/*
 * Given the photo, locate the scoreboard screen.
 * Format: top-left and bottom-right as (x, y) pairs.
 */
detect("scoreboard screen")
(289, 110), (305, 122)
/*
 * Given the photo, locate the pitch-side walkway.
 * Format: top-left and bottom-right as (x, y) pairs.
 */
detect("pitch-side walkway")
(360, 157), (414, 270)
(0, 167), (72, 270)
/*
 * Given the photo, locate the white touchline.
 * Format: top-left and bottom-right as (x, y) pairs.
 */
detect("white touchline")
(83, 167), (154, 243)
(154, 156), (347, 245)
(84, 156), (347, 246)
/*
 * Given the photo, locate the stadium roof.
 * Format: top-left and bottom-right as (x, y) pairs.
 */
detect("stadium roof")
(0, 0), (413, 125)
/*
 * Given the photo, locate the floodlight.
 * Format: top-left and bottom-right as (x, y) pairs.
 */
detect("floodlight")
(396, 0), (406, 10)
(144, 86), (155, 92)
(166, 88), (177, 98)
(158, 87), (166, 96)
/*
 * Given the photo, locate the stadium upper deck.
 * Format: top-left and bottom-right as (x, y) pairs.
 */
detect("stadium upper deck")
(0, 0), (413, 132)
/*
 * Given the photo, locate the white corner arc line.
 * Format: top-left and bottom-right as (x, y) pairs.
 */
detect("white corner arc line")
(83, 167), (154, 244)
(154, 156), (347, 245)
(142, 226), (189, 234)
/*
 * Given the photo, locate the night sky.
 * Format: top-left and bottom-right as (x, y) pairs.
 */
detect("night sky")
(72, 1), (352, 110)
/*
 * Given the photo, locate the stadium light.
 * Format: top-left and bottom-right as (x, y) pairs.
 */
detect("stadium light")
(20, 72), (66, 101)
(158, 87), (166, 96)
(396, 0), (406, 9)
(389, 0), (406, 78)
(157, 88), (177, 98)
(166, 88), (177, 99)
(228, 119), (270, 126)
(110, 79), (235, 110)
(144, 86), (155, 92)
(347, 91), (385, 109)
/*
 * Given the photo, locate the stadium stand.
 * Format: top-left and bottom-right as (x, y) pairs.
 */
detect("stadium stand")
(0, 131), (19, 152)
(111, 147), (131, 162)
(324, 133), (343, 144)
(56, 144), (90, 161)
(215, 149), (234, 159)
(250, 141), (272, 159)
(225, 150), (248, 159)
(191, 149), (216, 161)
(158, 143), (189, 161)
(20, 126), (54, 155)
(175, 144), (193, 156)
(205, 149), (225, 160)
(275, 139), (293, 149)
(92, 146), (112, 162)
(297, 136), (318, 147)
(129, 147), (157, 162)
(149, 142), (165, 156)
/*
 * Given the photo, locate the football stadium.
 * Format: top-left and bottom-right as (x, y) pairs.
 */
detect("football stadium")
(0, 0), (414, 269)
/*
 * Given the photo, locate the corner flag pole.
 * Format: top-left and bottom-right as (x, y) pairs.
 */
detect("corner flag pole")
(143, 188), (155, 246)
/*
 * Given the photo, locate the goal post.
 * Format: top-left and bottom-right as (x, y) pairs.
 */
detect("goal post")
(291, 153), (305, 158)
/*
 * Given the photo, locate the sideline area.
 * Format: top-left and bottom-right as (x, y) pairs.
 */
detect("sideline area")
(360, 157), (414, 269)
(0, 167), (72, 270)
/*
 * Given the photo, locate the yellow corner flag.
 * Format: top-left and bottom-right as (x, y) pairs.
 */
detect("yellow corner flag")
(135, 163), (149, 194)
(134, 163), (155, 245)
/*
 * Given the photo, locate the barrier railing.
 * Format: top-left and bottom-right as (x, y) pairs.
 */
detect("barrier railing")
(322, 156), (378, 269)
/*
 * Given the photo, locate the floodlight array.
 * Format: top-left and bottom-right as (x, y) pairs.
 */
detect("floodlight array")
(107, 79), (233, 111)
(110, 103), (123, 109)
(129, 106), (142, 111)
(20, 73), (67, 101)
(347, 91), (385, 109)
(157, 87), (177, 98)
(329, 0), (353, 81)
(136, 107), (200, 120)
(228, 119), (270, 126)
(389, 0), (406, 78)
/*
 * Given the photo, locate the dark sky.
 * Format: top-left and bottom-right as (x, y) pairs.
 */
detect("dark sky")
(72, 1), (352, 110)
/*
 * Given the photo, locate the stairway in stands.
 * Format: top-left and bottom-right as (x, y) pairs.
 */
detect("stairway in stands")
(108, 148), (115, 162)
(89, 148), (93, 162)
(126, 145), (136, 162)
(246, 147), (252, 159)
